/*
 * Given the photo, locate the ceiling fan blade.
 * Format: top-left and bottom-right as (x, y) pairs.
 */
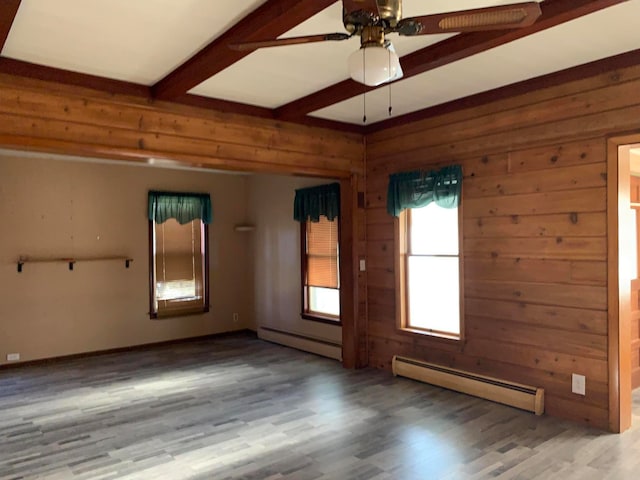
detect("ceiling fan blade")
(396, 2), (542, 36)
(229, 33), (351, 51)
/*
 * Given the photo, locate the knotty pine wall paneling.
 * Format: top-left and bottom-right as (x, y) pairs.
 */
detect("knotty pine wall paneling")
(365, 62), (640, 430)
(0, 74), (363, 178)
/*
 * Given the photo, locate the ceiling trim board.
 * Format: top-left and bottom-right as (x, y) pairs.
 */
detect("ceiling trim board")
(275, 0), (630, 121)
(152, 0), (336, 100)
(367, 48), (640, 133)
(0, 57), (150, 97)
(0, 0), (20, 51)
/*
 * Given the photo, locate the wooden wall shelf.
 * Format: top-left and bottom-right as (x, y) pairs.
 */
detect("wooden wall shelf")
(17, 256), (133, 273)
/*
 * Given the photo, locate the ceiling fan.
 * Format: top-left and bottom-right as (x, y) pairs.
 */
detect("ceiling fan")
(229, 0), (542, 87)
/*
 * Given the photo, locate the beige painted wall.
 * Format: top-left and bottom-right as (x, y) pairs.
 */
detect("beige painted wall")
(248, 174), (342, 349)
(0, 152), (252, 365)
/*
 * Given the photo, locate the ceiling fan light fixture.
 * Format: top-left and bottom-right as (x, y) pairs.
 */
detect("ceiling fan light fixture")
(348, 44), (401, 87)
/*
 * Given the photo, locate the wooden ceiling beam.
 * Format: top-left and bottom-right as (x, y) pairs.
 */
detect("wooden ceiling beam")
(0, 0), (21, 50)
(152, 0), (336, 100)
(275, 0), (630, 120)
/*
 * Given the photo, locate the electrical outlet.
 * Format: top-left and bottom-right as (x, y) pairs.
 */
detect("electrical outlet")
(233, 313), (239, 323)
(359, 259), (366, 271)
(6, 353), (20, 361)
(572, 373), (586, 395)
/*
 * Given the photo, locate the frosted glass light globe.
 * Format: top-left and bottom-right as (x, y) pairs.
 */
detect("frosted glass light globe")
(348, 45), (401, 86)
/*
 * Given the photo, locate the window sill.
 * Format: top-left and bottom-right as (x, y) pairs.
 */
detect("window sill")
(301, 312), (342, 326)
(397, 327), (464, 351)
(150, 306), (209, 320)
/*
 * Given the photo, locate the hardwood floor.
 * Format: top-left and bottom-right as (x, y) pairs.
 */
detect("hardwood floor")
(1, 333), (639, 480)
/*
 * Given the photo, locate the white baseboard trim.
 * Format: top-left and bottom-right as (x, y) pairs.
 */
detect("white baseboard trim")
(258, 326), (342, 361)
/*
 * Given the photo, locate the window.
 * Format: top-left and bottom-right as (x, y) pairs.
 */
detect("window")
(301, 215), (340, 322)
(148, 192), (210, 318)
(388, 165), (463, 340)
(293, 182), (341, 323)
(400, 203), (462, 338)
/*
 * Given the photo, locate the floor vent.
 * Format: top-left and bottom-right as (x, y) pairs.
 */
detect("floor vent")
(392, 356), (544, 415)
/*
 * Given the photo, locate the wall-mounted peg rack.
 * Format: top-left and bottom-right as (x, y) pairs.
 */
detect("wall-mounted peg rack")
(17, 256), (133, 273)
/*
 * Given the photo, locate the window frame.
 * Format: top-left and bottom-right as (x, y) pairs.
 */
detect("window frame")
(300, 217), (341, 325)
(148, 219), (210, 319)
(396, 203), (464, 342)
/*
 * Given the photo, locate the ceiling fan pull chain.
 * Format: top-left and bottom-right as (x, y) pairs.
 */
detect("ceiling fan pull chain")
(363, 89), (367, 124)
(363, 50), (367, 124)
(388, 50), (393, 117)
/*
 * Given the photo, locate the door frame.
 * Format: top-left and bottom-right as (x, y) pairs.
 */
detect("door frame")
(607, 134), (639, 432)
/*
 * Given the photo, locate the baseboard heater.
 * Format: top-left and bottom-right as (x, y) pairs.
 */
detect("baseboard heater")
(392, 356), (544, 415)
(259, 326), (342, 361)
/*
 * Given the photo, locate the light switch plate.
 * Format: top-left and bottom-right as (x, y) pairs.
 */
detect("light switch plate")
(572, 373), (586, 395)
(359, 259), (366, 271)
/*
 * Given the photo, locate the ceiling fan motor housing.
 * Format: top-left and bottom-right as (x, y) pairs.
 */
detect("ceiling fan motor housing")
(376, 0), (402, 27)
(343, 0), (402, 33)
(360, 26), (386, 47)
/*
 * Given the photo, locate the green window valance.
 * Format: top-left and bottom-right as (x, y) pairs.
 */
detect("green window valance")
(387, 165), (462, 217)
(294, 183), (340, 222)
(148, 191), (212, 225)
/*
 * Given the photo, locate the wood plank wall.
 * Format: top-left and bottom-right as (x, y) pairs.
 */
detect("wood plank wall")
(0, 73), (368, 368)
(365, 63), (640, 430)
(0, 74), (363, 178)
(630, 176), (640, 390)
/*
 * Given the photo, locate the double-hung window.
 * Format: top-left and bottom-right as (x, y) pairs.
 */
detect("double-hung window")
(403, 203), (461, 337)
(148, 191), (211, 318)
(294, 183), (341, 323)
(301, 215), (340, 320)
(388, 166), (463, 340)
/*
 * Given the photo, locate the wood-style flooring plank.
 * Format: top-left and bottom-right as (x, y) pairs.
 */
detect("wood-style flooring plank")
(0, 333), (639, 479)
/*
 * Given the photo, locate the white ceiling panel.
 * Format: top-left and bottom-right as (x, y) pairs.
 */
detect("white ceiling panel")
(189, 0), (539, 108)
(1, 0), (635, 130)
(311, 1), (640, 125)
(2, 0), (268, 85)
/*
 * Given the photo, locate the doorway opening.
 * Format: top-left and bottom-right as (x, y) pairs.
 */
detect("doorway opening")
(609, 137), (640, 432)
(628, 146), (640, 395)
